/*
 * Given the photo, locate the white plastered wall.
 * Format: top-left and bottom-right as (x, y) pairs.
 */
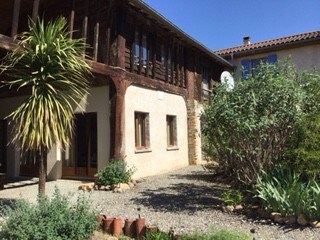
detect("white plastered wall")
(233, 44), (320, 80)
(124, 85), (189, 178)
(0, 86), (110, 179)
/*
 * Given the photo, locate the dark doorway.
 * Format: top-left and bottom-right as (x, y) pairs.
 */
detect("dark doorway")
(63, 112), (97, 178)
(0, 120), (7, 173)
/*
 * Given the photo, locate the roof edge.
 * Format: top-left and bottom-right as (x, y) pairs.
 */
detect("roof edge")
(130, 0), (233, 69)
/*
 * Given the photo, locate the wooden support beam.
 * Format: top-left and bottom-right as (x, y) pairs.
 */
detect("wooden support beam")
(0, 34), (17, 51)
(105, 27), (111, 65)
(93, 0), (101, 61)
(82, 0), (89, 55)
(11, 0), (21, 37)
(32, 0), (40, 22)
(68, 0), (76, 38)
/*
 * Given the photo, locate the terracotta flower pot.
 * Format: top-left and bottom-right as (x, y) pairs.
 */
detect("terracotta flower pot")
(103, 217), (114, 234)
(112, 217), (123, 237)
(124, 218), (136, 238)
(97, 214), (106, 223)
(97, 214), (106, 229)
(135, 217), (146, 239)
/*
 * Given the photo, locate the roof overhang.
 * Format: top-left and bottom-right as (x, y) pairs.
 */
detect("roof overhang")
(129, 0), (233, 69)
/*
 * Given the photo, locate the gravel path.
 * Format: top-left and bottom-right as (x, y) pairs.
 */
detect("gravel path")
(1, 165), (320, 240)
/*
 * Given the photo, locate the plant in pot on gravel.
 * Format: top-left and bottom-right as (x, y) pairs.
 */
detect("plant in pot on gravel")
(95, 159), (135, 187)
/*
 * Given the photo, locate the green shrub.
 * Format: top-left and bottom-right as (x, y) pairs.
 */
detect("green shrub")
(180, 228), (250, 240)
(0, 188), (97, 240)
(284, 112), (320, 180)
(95, 159), (135, 186)
(202, 61), (303, 186)
(220, 190), (243, 206)
(144, 230), (172, 240)
(254, 166), (320, 220)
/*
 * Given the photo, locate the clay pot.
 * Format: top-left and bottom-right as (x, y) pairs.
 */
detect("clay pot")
(97, 214), (106, 229)
(112, 217), (123, 237)
(135, 217), (146, 239)
(103, 217), (114, 234)
(97, 214), (106, 223)
(124, 218), (136, 238)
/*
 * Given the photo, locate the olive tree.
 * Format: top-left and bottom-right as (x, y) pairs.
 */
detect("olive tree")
(202, 62), (303, 187)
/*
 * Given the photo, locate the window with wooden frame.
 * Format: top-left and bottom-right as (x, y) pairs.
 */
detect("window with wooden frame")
(135, 112), (149, 149)
(202, 66), (211, 100)
(133, 30), (148, 71)
(166, 115), (177, 147)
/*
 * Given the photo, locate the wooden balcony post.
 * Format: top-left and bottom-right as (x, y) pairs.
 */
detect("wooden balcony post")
(69, 0), (76, 38)
(11, 0), (21, 37)
(32, 0), (40, 22)
(93, 0), (101, 61)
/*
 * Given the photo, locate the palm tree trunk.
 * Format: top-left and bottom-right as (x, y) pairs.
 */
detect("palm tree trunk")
(38, 146), (47, 198)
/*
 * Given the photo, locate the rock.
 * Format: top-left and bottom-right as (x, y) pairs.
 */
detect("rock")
(274, 215), (284, 224)
(78, 183), (94, 191)
(284, 216), (296, 225)
(103, 185), (112, 191)
(222, 205), (234, 213)
(113, 187), (122, 193)
(234, 204), (243, 211)
(270, 212), (281, 220)
(119, 183), (130, 191)
(297, 214), (308, 226)
(128, 182), (135, 189)
(250, 228), (256, 233)
(310, 221), (320, 228)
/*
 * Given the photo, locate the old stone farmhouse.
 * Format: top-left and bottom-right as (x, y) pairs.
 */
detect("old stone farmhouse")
(0, 0), (232, 180)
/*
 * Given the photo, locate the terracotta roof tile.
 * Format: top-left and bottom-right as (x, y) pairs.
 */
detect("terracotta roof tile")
(215, 30), (320, 56)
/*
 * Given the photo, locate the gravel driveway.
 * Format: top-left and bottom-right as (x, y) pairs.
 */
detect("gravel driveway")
(0, 165), (319, 240)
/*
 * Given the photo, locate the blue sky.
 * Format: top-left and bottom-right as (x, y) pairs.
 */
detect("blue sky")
(142, 0), (320, 51)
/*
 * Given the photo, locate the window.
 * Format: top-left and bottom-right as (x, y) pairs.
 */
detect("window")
(133, 30), (140, 65)
(241, 54), (277, 79)
(133, 30), (148, 68)
(202, 67), (211, 100)
(135, 112), (149, 149)
(166, 115), (177, 147)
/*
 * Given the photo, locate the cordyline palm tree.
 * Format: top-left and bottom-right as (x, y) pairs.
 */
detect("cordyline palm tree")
(0, 17), (91, 198)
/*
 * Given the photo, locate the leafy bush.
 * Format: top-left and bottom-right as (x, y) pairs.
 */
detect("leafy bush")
(144, 230), (172, 240)
(179, 228), (249, 240)
(283, 69), (320, 179)
(95, 159), (135, 186)
(254, 166), (320, 220)
(284, 112), (320, 179)
(0, 188), (97, 240)
(202, 61), (303, 186)
(220, 190), (243, 206)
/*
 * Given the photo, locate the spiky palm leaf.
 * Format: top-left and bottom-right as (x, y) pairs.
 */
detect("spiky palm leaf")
(0, 17), (91, 197)
(0, 17), (90, 152)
